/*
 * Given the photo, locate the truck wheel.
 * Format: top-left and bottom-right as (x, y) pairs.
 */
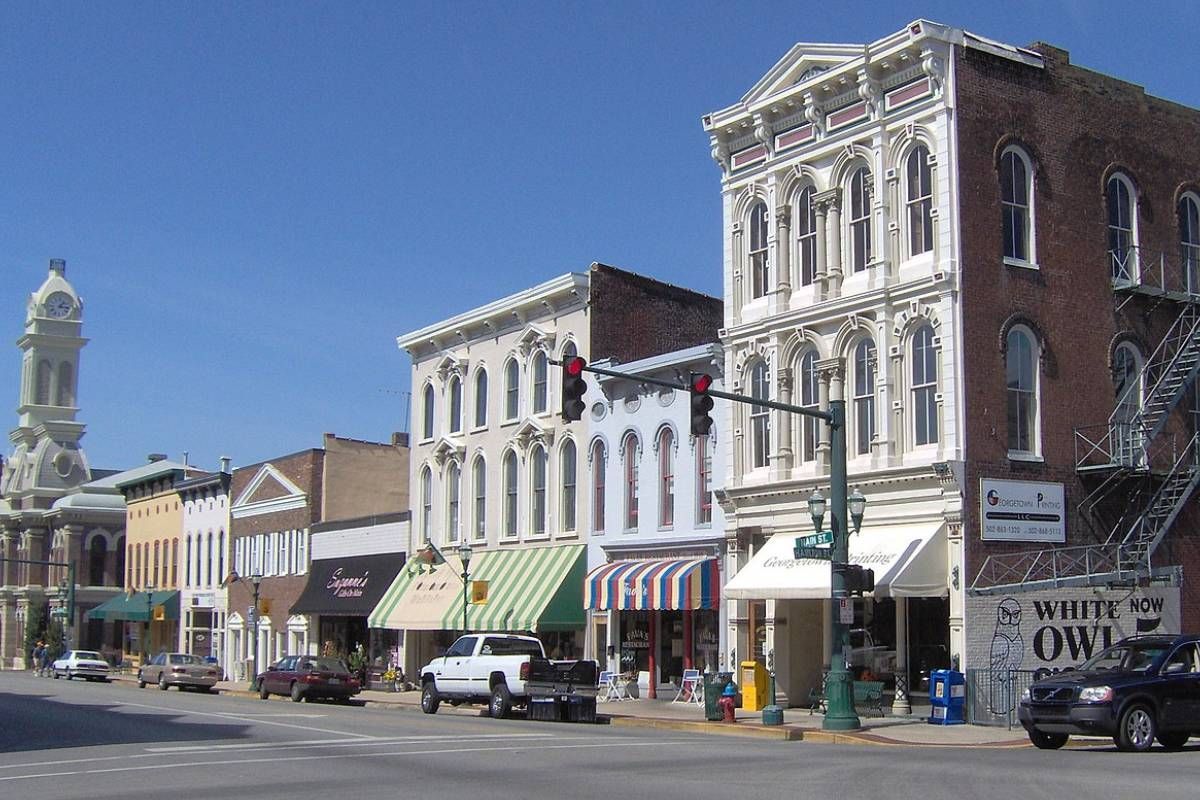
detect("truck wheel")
(489, 683), (512, 719)
(420, 682), (440, 714)
(1028, 728), (1068, 750)
(1116, 704), (1157, 752)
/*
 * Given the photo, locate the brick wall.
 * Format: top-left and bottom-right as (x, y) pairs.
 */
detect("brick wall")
(588, 263), (723, 364)
(954, 43), (1200, 590)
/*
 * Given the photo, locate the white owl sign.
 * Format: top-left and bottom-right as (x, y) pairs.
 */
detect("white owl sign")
(967, 585), (1181, 675)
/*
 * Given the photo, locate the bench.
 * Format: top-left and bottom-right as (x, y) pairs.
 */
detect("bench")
(807, 679), (885, 718)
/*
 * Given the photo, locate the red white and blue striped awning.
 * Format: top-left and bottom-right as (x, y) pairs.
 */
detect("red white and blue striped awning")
(584, 558), (720, 611)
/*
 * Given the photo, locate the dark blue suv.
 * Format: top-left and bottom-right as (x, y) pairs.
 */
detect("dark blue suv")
(1017, 634), (1200, 751)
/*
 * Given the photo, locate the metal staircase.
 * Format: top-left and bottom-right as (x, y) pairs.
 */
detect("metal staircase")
(972, 260), (1200, 595)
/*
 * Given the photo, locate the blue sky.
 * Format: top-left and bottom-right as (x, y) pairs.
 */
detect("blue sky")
(3, 1), (1198, 474)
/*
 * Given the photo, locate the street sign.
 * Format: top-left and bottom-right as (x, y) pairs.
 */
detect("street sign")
(838, 598), (854, 624)
(796, 531), (833, 548)
(794, 546), (832, 560)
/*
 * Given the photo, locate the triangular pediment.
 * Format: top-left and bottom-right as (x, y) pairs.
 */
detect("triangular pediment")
(741, 43), (863, 107)
(514, 324), (555, 358)
(232, 463), (307, 518)
(512, 417), (554, 450)
(433, 353), (468, 382)
(429, 435), (466, 466)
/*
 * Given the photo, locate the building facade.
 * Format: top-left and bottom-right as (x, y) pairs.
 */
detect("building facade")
(704, 20), (1200, 714)
(176, 463), (231, 659)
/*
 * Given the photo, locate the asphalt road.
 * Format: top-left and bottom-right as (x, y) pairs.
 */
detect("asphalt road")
(2, 671), (1199, 800)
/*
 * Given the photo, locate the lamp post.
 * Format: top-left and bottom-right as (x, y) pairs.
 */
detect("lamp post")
(813, 396), (867, 732)
(144, 582), (156, 661)
(458, 542), (473, 634)
(249, 573), (262, 690)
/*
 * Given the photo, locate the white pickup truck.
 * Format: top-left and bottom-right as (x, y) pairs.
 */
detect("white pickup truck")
(419, 633), (548, 719)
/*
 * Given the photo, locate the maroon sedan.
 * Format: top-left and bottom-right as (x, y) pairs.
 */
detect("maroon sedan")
(257, 655), (361, 703)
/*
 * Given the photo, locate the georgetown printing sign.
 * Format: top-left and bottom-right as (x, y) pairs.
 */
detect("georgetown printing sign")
(980, 478), (1065, 542)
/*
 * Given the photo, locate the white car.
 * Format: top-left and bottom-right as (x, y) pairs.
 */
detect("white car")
(52, 650), (111, 681)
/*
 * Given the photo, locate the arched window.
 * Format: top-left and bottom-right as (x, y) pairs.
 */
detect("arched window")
(422, 384), (435, 440)
(471, 457), (486, 541)
(504, 359), (520, 420)
(695, 433), (712, 525)
(420, 467), (432, 543)
(205, 530), (214, 587)
(184, 536), (192, 587)
(623, 433), (640, 529)
(446, 462), (461, 543)
(795, 186), (817, 286)
(153, 541), (161, 586)
(36, 359), (51, 405)
(658, 428), (674, 527)
(171, 538), (178, 586)
(217, 530), (224, 585)
(799, 351), (820, 462)
(56, 362), (74, 407)
(532, 351), (549, 414)
(1006, 326), (1039, 455)
(749, 361), (771, 468)
(853, 340), (877, 455)
(848, 166), (873, 272)
(530, 445), (547, 535)
(561, 440), (577, 532)
(503, 451), (518, 537)
(474, 369), (488, 428)
(1113, 343), (1143, 465)
(592, 441), (606, 533)
(562, 341), (578, 363)
(911, 324), (938, 446)
(906, 146), (933, 256)
(114, 535), (125, 587)
(88, 535), (106, 586)
(1000, 146), (1033, 263)
(1107, 174), (1137, 283)
(1179, 194), (1200, 294)
(749, 201), (769, 299)
(447, 376), (462, 434)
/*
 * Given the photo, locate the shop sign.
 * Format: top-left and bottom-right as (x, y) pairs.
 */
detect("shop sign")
(980, 478), (1065, 542)
(622, 626), (650, 650)
(326, 567), (370, 599)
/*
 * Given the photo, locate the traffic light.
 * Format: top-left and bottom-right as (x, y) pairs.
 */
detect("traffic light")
(561, 356), (587, 422)
(836, 564), (876, 596)
(689, 372), (715, 436)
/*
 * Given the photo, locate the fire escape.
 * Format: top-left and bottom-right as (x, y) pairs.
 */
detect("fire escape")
(972, 248), (1200, 593)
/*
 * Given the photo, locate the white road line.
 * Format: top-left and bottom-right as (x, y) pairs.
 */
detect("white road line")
(0, 740), (683, 783)
(112, 700), (375, 738)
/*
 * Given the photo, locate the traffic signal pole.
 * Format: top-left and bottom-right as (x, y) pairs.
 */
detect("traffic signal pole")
(554, 356), (860, 730)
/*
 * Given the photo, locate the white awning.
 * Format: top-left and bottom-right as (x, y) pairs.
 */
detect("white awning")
(724, 523), (947, 600)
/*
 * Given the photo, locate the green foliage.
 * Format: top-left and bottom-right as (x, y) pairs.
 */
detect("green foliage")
(22, 604), (46, 657)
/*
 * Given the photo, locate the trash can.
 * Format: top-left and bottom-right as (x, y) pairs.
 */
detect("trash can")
(703, 672), (733, 721)
(928, 669), (966, 725)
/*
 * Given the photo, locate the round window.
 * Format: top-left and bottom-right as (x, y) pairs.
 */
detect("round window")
(53, 450), (73, 478)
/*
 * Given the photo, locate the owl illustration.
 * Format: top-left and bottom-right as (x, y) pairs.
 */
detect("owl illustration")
(988, 598), (1024, 714)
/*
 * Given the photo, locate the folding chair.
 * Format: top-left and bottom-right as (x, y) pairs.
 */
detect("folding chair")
(672, 668), (702, 704)
(598, 671), (626, 702)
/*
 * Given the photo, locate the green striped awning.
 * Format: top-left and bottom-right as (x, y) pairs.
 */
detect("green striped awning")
(368, 556), (464, 630)
(441, 544), (585, 633)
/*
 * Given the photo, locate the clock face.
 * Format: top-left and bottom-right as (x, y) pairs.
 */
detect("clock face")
(45, 292), (73, 319)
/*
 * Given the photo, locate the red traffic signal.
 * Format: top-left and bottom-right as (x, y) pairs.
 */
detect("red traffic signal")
(561, 357), (588, 422)
(689, 372), (714, 436)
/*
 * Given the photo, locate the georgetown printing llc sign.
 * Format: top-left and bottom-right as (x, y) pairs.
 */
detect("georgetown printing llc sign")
(980, 478), (1065, 542)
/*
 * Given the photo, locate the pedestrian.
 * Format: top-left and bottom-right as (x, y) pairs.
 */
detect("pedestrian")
(32, 641), (45, 676)
(40, 645), (53, 677)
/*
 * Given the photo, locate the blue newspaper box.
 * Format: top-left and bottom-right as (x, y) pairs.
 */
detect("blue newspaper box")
(928, 669), (965, 725)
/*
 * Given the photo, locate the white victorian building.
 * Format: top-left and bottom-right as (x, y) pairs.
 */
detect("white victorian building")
(705, 22), (962, 713)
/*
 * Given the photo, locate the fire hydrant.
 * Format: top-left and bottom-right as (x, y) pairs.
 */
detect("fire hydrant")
(718, 683), (737, 722)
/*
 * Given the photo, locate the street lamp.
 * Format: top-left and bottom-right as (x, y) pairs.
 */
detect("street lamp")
(848, 489), (867, 534)
(228, 571), (263, 689)
(144, 582), (156, 660)
(807, 489), (826, 534)
(458, 541), (473, 634)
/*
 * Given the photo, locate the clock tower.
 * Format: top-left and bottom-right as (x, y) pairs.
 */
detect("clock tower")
(2, 259), (92, 508)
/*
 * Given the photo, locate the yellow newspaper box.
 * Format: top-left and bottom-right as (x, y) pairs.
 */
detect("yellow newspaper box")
(739, 660), (769, 711)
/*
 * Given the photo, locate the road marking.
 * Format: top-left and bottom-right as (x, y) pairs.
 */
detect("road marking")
(112, 700), (375, 738)
(0, 740), (684, 783)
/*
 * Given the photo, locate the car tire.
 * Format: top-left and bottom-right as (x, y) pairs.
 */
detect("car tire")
(138, 678), (146, 689)
(53, 671), (61, 680)
(67, 671), (75, 680)
(1157, 732), (1189, 750)
(420, 682), (440, 715)
(1116, 703), (1157, 752)
(259, 683), (270, 700)
(158, 675), (169, 691)
(290, 682), (305, 703)
(489, 683), (513, 719)
(1028, 728), (1068, 750)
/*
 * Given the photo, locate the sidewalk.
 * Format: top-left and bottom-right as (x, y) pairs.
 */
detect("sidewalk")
(110, 674), (1034, 748)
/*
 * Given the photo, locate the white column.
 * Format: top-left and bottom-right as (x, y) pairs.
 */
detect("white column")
(892, 597), (912, 715)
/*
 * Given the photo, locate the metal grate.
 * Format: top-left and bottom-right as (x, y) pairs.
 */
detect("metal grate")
(965, 668), (1036, 729)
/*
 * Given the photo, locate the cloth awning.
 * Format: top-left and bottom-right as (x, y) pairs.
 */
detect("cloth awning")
(368, 555), (465, 631)
(724, 523), (947, 600)
(453, 544), (585, 632)
(290, 552), (405, 616)
(85, 590), (180, 622)
(585, 558), (720, 611)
